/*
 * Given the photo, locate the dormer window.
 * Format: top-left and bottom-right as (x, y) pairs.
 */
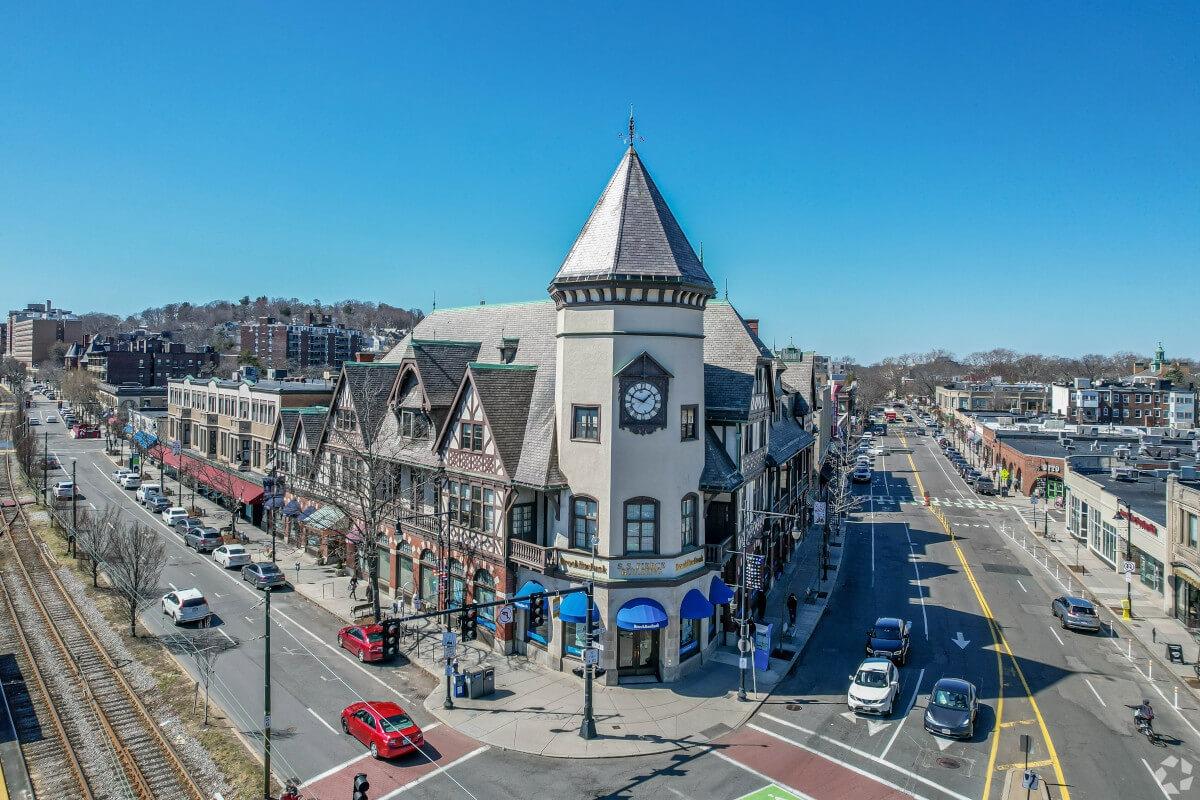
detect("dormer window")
(459, 422), (484, 451)
(399, 409), (418, 438)
(498, 337), (519, 364)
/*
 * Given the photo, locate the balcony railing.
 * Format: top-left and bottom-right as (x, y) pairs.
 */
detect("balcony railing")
(704, 541), (728, 566)
(509, 539), (555, 572)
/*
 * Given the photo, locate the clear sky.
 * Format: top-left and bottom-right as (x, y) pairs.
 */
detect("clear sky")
(2, 3), (1196, 361)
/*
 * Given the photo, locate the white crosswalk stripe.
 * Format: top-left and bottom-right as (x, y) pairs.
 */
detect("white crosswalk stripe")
(896, 496), (1003, 510)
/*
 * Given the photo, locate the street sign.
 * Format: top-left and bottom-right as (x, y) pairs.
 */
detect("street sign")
(497, 604), (514, 625)
(1124, 560), (1136, 575)
(443, 643), (457, 660)
(583, 647), (599, 665)
(442, 630), (457, 647)
(445, 663), (454, 676)
(1029, 495), (1038, 507)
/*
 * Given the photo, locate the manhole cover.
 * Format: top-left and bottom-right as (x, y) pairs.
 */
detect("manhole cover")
(936, 757), (961, 769)
(786, 704), (802, 711)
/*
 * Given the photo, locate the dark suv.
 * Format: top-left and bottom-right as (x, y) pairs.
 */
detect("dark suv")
(866, 617), (911, 665)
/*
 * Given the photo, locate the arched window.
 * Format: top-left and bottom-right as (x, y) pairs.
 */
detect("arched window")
(624, 497), (659, 554)
(448, 559), (465, 608)
(419, 549), (437, 603)
(681, 494), (698, 549)
(473, 569), (495, 629)
(571, 495), (599, 550)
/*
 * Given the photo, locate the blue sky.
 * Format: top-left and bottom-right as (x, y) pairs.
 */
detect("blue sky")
(2, 3), (1196, 361)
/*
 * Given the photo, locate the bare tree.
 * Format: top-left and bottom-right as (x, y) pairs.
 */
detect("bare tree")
(106, 522), (167, 637)
(73, 505), (120, 587)
(187, 629), (238, 725)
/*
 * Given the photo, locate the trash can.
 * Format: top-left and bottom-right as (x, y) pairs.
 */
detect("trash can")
(480, 667), (495, 696)
(465, 668), (495, 698)
(453, 672), (467, 698)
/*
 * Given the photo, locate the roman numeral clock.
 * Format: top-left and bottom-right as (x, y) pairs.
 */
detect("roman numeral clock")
(617, 352), (671, 435)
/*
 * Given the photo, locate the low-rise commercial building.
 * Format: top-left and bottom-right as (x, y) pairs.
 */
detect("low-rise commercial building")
(935, 381), (1048, 415)
(1168, 477), (1200, 629)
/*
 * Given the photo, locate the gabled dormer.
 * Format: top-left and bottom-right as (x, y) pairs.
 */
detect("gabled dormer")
(434, 363), (538, 480)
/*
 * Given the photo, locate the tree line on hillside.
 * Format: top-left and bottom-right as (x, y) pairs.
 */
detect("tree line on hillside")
(844, 348), (1198, 411)
(77, 297), (425, 353)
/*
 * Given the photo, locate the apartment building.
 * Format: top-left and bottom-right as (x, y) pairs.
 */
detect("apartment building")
(239, 313), (365, 369)
(1052, 377), (1196, 430)
(6, 300), (84, 368)
(78, 330), (218, 386)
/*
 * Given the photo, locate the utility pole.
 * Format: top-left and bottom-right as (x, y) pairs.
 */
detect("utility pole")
(262, 587), (272, 800)
(579, 572), (597, 739)
(42, 432), (49, 503)
(70, 458), (78, 557)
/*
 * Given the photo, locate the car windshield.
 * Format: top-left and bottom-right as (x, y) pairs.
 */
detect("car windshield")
(199, 528), (220, 537)
(875, 625), (900, 640)
(227, 546), (246, 555)
(181, 597), (207, 608)
(258, 565), (282, 575)
(1069, 605), (1095, 616)
(932, 688), (970, 709)
(379, 713), (414, 733)
(366, 631), (384, 643)
(856, 669), (889, 688)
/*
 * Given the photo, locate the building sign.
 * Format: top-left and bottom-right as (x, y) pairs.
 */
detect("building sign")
(813, 501), (827, 526)
(1039, 463), (1062, 474)
(559, 551), (708, 582)
(1117, 509), (1158, 536)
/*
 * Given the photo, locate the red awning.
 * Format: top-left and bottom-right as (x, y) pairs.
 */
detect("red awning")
(160, 450), (264, 504)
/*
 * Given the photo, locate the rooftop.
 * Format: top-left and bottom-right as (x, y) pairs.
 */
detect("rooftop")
(998, 433), (1140, 460)
(1071, 470), (1171, 527)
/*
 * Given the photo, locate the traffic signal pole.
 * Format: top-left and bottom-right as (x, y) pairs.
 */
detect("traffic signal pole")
(263, 587), (272, 800)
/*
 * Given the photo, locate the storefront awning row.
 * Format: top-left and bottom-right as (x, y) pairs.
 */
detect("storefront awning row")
(680, 589), (715, 620)
(132, 430), (157, 450)
(709, 575), (735, 605)
(159, 448), (265, 504)
(514, 580), (548, 612)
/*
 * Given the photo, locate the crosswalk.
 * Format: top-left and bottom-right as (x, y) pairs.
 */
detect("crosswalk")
(893, 496), (1004, 510)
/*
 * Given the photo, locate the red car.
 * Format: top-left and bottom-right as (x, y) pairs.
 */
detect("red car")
(340, 701), (423, 759)
(337, 624), (385, 662)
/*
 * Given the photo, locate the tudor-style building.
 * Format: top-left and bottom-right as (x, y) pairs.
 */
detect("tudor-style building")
(281, 139), (817, 684)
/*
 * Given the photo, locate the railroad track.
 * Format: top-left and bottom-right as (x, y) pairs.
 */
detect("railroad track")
(0, 402), (207, 800)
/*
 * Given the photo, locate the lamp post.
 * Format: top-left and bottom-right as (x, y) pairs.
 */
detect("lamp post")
(1115, 500), (1134, 619)
(580, 533), (599, 740)
(70, 458), (78, 557)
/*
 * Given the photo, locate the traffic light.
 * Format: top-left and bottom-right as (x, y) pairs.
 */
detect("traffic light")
(528, 593), (545, 628)
(352, 772), (370, 800)
(459, 610), (477, 642)
(381, 618), (400, 659)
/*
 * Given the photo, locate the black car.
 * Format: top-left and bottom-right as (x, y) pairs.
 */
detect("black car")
(924, 677), (978, 739)
(865, 617), (911, 665)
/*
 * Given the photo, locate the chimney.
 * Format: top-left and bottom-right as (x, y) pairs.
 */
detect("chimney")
(746, 318), (760, 336)
(355, 352), (376, 363)
(46, 299), (52, 312)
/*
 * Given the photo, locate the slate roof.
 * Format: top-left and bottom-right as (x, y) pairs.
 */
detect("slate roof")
(467, 363), (537, 478)
(767, 415), (815, 467)
(341, 362), (402, 443)
(410, 341), (481, 407)
(701, 427), (742, 492)
(551, 147), (714, 292)
(703, 300), (774, 423)
(295, 407), (328, 451)
(278, 408), (302, 443)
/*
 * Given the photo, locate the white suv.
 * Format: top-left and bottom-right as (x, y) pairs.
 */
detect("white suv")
(119, 474), (141, 490)
(52, 481), (75, 500)
(135, 484), (162, 504)
(161, 589), (211, 626)
(162, 507), (189, 525)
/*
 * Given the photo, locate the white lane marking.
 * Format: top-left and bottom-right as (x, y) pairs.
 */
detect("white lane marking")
(710, 751), (817, 800)
(168, 582), (178, 591)
(218, 628), (235, 644)
(307, 707), (339, 735)
(1142, 757), (1176, 800)
(880, 667), (925, 759)
(902, 523), (928, 639)
(376, 746), (489, 799)
(1016, 579), (1027, 593)
(423, 721), (442, 732)
(1083, 678), (1107, 707)
(925, 440), (969, 500)
(245, 616), (254, 624)
(748, 721), (952, 800)
(1047, 626), (1065, 647)
(301, 751), (372, 787)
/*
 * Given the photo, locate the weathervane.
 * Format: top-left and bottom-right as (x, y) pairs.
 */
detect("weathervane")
(622, 105), (645, 148)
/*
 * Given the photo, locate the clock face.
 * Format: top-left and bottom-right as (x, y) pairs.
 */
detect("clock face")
(623, 381), (662, 421)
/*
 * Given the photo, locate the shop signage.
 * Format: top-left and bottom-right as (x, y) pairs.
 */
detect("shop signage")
(1117, 509), (1158, 536)
(559, 551), (708, 582)
(813, 501), (827, 526)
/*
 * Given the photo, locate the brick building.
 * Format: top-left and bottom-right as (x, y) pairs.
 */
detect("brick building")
(6, 300), (84, 368)
(1051, 377), (1196, 430)
(239, 313), (365, 369)
(80, 330), (218, 386)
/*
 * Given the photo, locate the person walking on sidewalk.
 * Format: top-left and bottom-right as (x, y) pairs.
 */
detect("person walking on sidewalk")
(347, 575), (359, 600)
(786, 592), (798, 629)
(754, 589), (767, 621)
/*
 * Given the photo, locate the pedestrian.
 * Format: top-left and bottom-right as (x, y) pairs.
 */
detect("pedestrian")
(347, 575), (358, 600)
(365, 582), (374, 604)
(754, 589), (767, 621)
(786, 592), (798, 628)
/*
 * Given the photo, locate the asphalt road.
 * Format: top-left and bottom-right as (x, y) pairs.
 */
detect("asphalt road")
(25, 396), (1200, 799)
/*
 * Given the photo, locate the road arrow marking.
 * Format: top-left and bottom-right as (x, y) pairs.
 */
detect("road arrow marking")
(952, 632), (970, 649)
(839, 711), (892, 735)
(933, 734), (955, 751)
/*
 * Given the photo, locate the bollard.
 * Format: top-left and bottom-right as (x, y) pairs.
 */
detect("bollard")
(1067, 577), (1072, 594)
(1176, 686), (1180, 711)
(1148, 660), (1152, 681)
(1128, 640), (1133, 659)
(1056, 564), (1060, 580)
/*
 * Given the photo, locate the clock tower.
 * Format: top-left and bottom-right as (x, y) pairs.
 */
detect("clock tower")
(549, 133), (716, 682)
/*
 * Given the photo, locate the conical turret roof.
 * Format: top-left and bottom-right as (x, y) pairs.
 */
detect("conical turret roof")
(551, 147), (714, 293)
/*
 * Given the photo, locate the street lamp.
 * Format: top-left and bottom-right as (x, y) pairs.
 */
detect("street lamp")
(70, 458), (78, 557)
(1114, 500), (1134, 619)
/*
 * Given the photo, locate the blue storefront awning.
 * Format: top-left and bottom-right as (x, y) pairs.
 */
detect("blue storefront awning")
(297, 507), (316, 521)
(709, 575), (735, 606)
(282, 499), (302, 517)
(123, 423), (134, 434)
(680, 588), (715, 620)
(513, 580), (547, 611)
(558, 590), (600, 624)
(616, 598), (669, 631)
(132, 430), (157, 450)
(262, 494), (283, 510)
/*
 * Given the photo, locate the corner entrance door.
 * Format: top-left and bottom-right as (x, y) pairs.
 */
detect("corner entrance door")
(617, 629), (660, 679)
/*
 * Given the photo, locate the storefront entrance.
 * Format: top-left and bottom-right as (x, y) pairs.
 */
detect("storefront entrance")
(1044, 477), (1064, 500)
(1175, 572), (1200, 630)
(617, 629), (659, 679)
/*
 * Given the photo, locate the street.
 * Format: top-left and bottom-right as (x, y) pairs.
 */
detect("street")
(29, 395), (1200, 799)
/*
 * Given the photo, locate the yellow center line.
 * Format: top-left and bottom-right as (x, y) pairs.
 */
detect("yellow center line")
(899, 433), (1070, 800)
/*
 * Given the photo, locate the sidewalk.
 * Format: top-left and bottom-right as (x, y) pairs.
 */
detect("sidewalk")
(1001, 496), (1200, 706)
(123, 449), (850, 757)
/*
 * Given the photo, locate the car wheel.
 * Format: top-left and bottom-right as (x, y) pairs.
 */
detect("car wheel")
(1060, 616), (1067, 629)
(341, 717), (349, 734)
(358, 649), (365, 662)
(370, 742), (379, 759)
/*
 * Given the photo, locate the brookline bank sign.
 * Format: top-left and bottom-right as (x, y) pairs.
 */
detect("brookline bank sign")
(559, 550), (708, 582)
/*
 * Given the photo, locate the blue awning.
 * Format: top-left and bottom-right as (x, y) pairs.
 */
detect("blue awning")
(282, 499), (301, 517)
(132, 431), (157, 450)
(709, 575), (735, 606)
(558, 590), (600, 624)
(680, 588), (715, 620)
(513, 580), (546, 610)
(262, 495), (282, 510)
(122, 423), (133, 434)
(616, 598), (668, 631)
(297, 507), (316, 521)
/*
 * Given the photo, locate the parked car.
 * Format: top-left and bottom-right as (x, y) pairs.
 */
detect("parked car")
(865, 617), (911, 665)
(52, 480), (75, 500)
(1051, 595), (1101, 632)
(146, 495), (172, 513)
(963, 469), (981, 485)
(847, 657), (900, 715)
(39, 456), (60, 470)
(213, 544), (252, 569)
(924, 678), (978, 739)
(340, 701), (424, 759)
(29, 417), (40, 426)
(112, 467), (134, 481)
(242, 562), (287, 589)
(185, 527), (223, 553)
(975, 477), (997, 495)
(851, 466), (873, 483)
(173, 517), (203, 536)
(161, 588), (211, 626)
(338, 624), (387, 662)
(119, 474), (142, 490)
(45, 415), (58, 423)
(135, 484), (162, 504)
(162, 507), (190, 526)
